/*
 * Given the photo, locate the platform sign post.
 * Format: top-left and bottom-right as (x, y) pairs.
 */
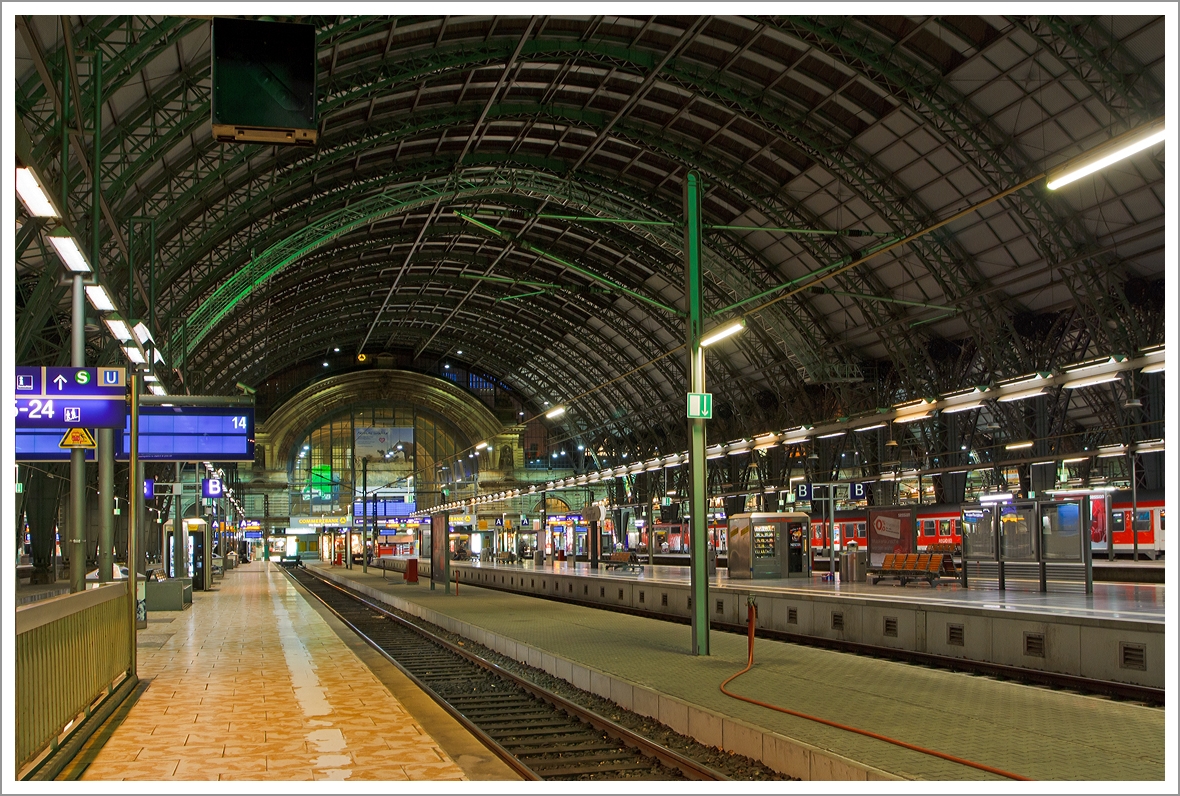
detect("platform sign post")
(684, 170), (709, 656)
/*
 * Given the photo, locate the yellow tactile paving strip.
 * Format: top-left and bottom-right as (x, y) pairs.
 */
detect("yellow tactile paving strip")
(80, 561), (466, 781)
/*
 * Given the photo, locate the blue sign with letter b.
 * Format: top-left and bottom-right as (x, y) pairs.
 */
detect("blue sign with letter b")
(202, 478), (223, 498)
(795, 483), (812, 501)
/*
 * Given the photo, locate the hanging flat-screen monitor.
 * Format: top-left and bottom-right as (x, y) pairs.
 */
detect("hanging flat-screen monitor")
(211, 17), (318, 145)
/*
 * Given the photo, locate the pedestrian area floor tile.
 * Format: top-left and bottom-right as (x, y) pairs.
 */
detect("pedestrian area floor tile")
(80, 562), (466, 782)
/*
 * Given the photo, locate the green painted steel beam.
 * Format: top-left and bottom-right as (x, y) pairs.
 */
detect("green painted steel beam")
(453, 211), (683, 316)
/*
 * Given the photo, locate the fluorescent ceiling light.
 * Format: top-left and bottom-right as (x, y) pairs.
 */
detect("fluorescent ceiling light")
(699, 319), (746, 348)
(1063, 374), (1119, 389)
(980, 492), (1013, 503)
(103, 317), (134, 343)
(133, 322), (153, 345)
(153, 349), (165, 365)
(818, 431), (845, 439)
(16, 168), (59, 217)
(48, 231), (91, 273)
(942, 400), (984, 414)
(545, 406), (566, 419)
(475, 441), (488, 450)
(855, 423), (886, 432)
(149, 384), (167, 396)
(782, 436), (810, 445)
(144, 374), (159, 383)
(122, 346), (146, 364)
(1140, 362), (1165, 374)
(1046, 119), (1166, 190)
(998, 388), (1045, 403)
(755, 433), (779, 444)
(1005, 441), (1034, 450)
(1061, 457), (1089, 464)
(893, 410), (930, 424)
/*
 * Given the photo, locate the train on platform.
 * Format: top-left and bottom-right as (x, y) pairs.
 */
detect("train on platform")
(650, 490), (1164, 561)
(802, 490), (1164, 559)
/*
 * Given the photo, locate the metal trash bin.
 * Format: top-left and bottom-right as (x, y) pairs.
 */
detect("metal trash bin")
(841, 549), (867, 582)
(534, 549), (544, 566)
(707, 547), (717, 576)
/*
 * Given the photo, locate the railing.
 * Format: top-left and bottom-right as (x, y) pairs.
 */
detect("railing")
(15, 583), (131, 771)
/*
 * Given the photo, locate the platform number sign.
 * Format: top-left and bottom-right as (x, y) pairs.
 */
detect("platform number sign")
(202, 478), (223, 499)
(144, 479), (155, 500)
(795, 483), (812, 501)
(850, 482), (868, 501)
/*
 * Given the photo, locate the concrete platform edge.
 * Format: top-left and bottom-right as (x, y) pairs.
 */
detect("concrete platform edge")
(313, 566), (902, 782)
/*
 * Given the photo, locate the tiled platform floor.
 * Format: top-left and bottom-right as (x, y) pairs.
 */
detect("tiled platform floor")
(79, 560), (510, 781)
(316, 562), (1166, 781)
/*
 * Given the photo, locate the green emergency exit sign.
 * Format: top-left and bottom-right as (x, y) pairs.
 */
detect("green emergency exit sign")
(687, 392), (712, 419)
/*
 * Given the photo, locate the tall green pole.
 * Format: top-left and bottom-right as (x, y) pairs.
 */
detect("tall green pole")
(684, 170), (709, 656)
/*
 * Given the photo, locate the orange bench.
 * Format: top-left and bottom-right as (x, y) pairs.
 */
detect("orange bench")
(870, 552), (943, 586)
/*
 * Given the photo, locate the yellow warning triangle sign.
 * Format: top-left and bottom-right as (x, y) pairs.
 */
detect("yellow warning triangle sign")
(59, 428), (97, 449)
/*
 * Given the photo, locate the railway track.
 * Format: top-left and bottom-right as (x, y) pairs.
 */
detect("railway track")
(283, 565), (729, 781)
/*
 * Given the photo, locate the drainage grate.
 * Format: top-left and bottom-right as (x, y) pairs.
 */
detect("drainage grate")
(661, 593), (668, 607)
(831, 612), (844, 631)
(716, 600), (725, 614)
(947, 624), (965, 646)
(788, 607), (798, 624)
(1120, 642), (1146, 671)
(883, 616), (898, 637)
(1024, 632), (1045, 658)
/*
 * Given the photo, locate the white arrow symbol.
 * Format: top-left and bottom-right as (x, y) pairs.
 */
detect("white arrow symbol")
(53, 375), (67, 390)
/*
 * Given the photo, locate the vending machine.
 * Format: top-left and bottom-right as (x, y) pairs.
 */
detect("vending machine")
(728, 512), (811, 579)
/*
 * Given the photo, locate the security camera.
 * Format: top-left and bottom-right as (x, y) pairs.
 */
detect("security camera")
(236, 382), (257, 395)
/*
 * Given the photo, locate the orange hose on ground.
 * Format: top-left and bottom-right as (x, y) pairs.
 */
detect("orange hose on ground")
(721, 601), (1030, 781)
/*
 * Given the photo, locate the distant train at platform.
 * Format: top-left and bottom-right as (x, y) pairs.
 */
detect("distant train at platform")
(804, 490), (1164, 559)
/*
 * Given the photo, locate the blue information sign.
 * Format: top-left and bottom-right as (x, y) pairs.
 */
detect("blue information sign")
(15, 427), (99, 461)
(202, 478), (224, 498)
(119, 406), (254, 462)
(14, 366), (127, 429)
(144, 479), (155, 500)
(795, 483), (812, 501)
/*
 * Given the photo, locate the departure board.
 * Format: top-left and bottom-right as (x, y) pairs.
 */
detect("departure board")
(119, 406), (255, 461)
(15, 427), (98, 461)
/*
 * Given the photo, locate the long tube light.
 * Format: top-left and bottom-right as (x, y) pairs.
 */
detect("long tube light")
(893, 410), (930, 424)
(998, 387), (1045, 403)
(699, 318), (746, 348)
(1004, 441), (1034, 450)
(855, 423), (887, 432)
(84, 284), (116, 312)
(1046, 118), (1166, 190)
(545, 406), (566, 419)
(941, 400), (984, 414)
(16, 167), (58, 217)
(980, 492), (1014, 503)
(47, 229), (91, 273)
(1140, 362), (1166, 374)
(122, 346), (146, 364)
(1062, 374), (1120, 389)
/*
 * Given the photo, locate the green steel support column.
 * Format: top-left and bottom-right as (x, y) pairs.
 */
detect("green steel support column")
(127, 373), (140, 676)
(684, 170), (709, 656)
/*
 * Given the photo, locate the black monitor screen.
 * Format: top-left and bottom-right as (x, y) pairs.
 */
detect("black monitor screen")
(212, 17), (317, 131)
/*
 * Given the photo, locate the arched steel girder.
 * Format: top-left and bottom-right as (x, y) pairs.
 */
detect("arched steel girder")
(771, 16), (1161, 357)
(194, 286), (685, 438)
(55, 24), (977, 377)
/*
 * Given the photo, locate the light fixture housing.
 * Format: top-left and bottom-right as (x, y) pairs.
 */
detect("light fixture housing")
(132, 322), (153, 345)
(103, 316), (134, 343)
(1140, 361), (1166, 374)
(148, 384), (168, 396)
(1005, 441), (1034, 451)
(545, 406), (566, 419)
(47, 228), (91, 273)
(122, 345), (146, 365)
(855, 423), (887, 432)
(16, 167), (59, 217)
(699, 318), (747, 348)
(979, 492), (1014, 503)
(893, 410), (930, 424)
(1046, 118), (1166, 190)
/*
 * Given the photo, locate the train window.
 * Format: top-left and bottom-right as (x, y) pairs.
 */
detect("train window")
(1133, 511), (1151, 532)
(1160, 510), (1165, 531)
(857, 523), (866, 538)
(1112, 512), (1125, 532)
(923, 520), (935, 536)
(938, 520), (952, 536)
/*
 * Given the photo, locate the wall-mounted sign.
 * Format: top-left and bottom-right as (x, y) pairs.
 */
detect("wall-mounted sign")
(201, 478), (223, 498)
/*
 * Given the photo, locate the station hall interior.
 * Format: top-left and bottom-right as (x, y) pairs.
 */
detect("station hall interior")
(4, 7), (1177, 789)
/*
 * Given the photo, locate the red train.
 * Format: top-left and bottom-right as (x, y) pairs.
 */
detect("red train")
(805, 490), (1164, 559)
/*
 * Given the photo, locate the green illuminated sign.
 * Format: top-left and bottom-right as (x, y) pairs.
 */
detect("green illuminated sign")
(687, 392), (712, 419)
